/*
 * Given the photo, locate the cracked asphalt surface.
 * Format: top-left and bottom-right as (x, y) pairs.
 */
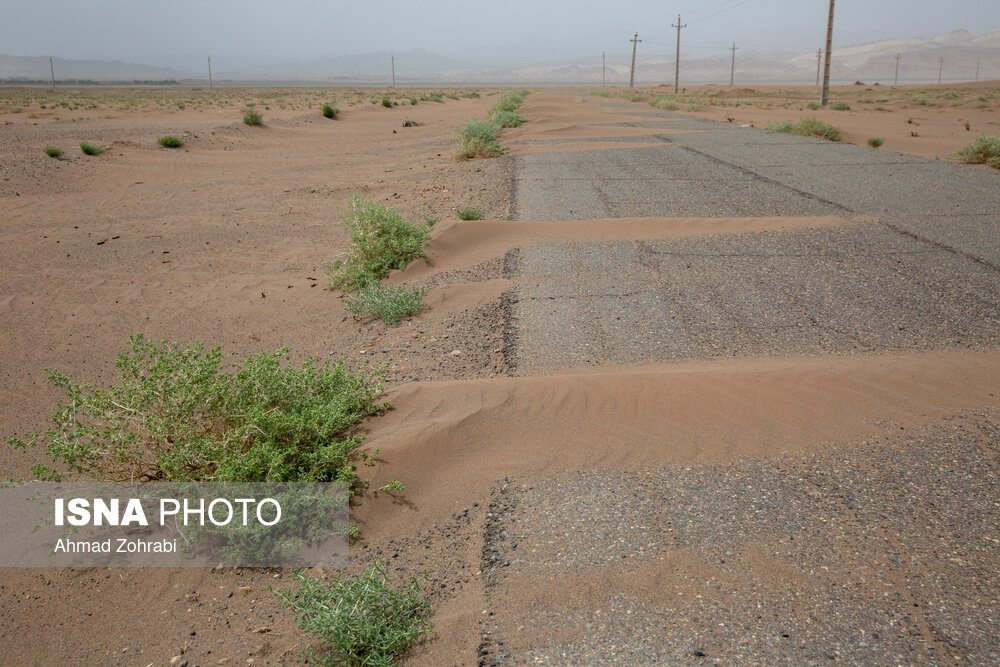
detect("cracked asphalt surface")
(478, 94), (1000, 665)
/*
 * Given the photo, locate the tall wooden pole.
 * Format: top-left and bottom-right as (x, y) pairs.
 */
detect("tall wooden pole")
(820, 0), (835, 106)
(894, 53), (899, 86)
(629, 33), (641, 88)
(49, 56), (55, 91)
(816, 48), (822, 86)
(602, 51), (606, 87)
(208, 56), (213, 89)
(672, 15), (687, 94)
(391, 55), (396, 87)
(729, 42), (737, 87)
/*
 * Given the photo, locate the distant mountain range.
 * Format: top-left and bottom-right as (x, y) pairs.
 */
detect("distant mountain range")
(2, 29), (997, 86)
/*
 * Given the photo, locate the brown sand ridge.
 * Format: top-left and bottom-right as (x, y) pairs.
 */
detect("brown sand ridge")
(1, 85), (998, 664)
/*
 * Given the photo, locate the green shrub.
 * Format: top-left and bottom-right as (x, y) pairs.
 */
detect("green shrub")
(457, 119), (503, 158)
(589, 89), (613, 97)
(80, 142), (104, 155)
(321, 104), (338, 118)
(327, 195), (431, 292)
(275, 562), (432, 666)
(912, 94), (935, 107)
(158, 135), (183, 148)
(805, 101), (821, 110)
(343, 280), (427, 326)
(492, 110), (525, 128)
(243, 111), (263, 126)
(649, 95), (679, 111)
(409, 98), (418, 105)
(867, 137), (884, 148)
(8, 335), (389, 485)
(830, 101), (850, 111)
(491, 89), (529, 116)
(767, 117), (840, 141)
(456, 207), (484, 220)
(957, 135), (1000, 169)
(381, 97), (393, 108)
(44, 146), (63, 158)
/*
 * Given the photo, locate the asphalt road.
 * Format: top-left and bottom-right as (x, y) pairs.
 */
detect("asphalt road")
(480, 96), (1000, 665)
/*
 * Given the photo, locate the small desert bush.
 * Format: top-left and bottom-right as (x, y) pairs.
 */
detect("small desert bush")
(957, 135), (1000, 169)
(867, 137), (884, 148)
(80, 142), (104, 155)
(767, 117), (840, 141)
(8, 335), (389, 485)
(457, 119), (503, 158)
(491, 89), (529, 116)
(327, 195), (431, 292)
(275, 562), (432, 666)
(343, 280), (428, 326)
(492, 110), (525, 128)
(456, 207), (484, 221)
(321, 104), (338, 118)
(243, 111), (263, 125)
(589, 89), (613, 97)
(158, 135), (183, 148)
(44, 146), (63, 158)
(649, 95), (679, 111)
(830, 101), (850, 111)
(912, 94), (935, 107)
(381, 97), (393, 108)
(805, 101), (821, 110)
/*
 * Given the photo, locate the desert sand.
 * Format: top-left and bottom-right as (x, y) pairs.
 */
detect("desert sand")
(1, 84), (998, 664)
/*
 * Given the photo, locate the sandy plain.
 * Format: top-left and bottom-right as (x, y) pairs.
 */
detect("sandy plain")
(0, 83), (998, 664)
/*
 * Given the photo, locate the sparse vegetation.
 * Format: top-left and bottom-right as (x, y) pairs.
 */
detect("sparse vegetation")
(44, 146), (62, 158)
(8, 335), (390, 486)
(767, 117), (840, 141)
(321, 104), (338, 119)
(957, 135), (1000, 169)
(805, 101), (821, 110)
(79, 142), (104, 155)
(912, 94), (935, 107)
(381, 97), (393, 108)
(275, 562), (432, 667)
(456, 207), (484, 221)
(830, 101), (851, 111)
(649, 95), (679, 111)
(157, 135), (183, 148)
(492, 110), (525, 128)
(243, 110), (263, 126)
(327, 195), (431, 293)
(343, 279), (428, 326)
(588, 89), (612, 97)
(457, 119), (503, 158)
(867, 137), (884, 148)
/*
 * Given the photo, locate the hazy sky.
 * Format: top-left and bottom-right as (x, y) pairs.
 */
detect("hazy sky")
(3, 0), (998, 69)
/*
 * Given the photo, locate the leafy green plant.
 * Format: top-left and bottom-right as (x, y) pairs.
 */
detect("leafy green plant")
(912, 94), (935, 107)
(492, 110), (525, 128)
(589, 89), (613, 97)
(381, 97), (393, 108)
(158, 135), (183, 148)
(274, 562), (432, 666)
(805, 101), (821, 110)
(327, 195), (431, 292)
(457, 119), (503, 158)
(456, 206), (484, 221)
(830, 101), (850, 111)
(343, 280), (427, 326)
(8, 335), (389, 485)
(243, 110), (263, 126)
(80, 142), (104, 155)
(767, 117), (840, 141)
(321, 104), (338, 119)
(649, 95), (679, 111)
(867, 137), (884, 148)
(44, 146), (63, 158)
(957, 135), (1000, 169)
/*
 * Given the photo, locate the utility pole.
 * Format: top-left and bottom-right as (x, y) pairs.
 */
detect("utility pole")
(816, 48), (822, 86)
(820, 0), (835, 106)
(975, 59), (980, 82)
(208, 56), (213, 89)
(894, 53), (899, 86)
(672, 14), (687, 94)
(391, 55), (396, 87)
(938, 57), (943, 84)
(602, 51), (606, 87)
(629, 33), (641, 88)
(49, 56), (55, 91)
(729, 42), (737, 86)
